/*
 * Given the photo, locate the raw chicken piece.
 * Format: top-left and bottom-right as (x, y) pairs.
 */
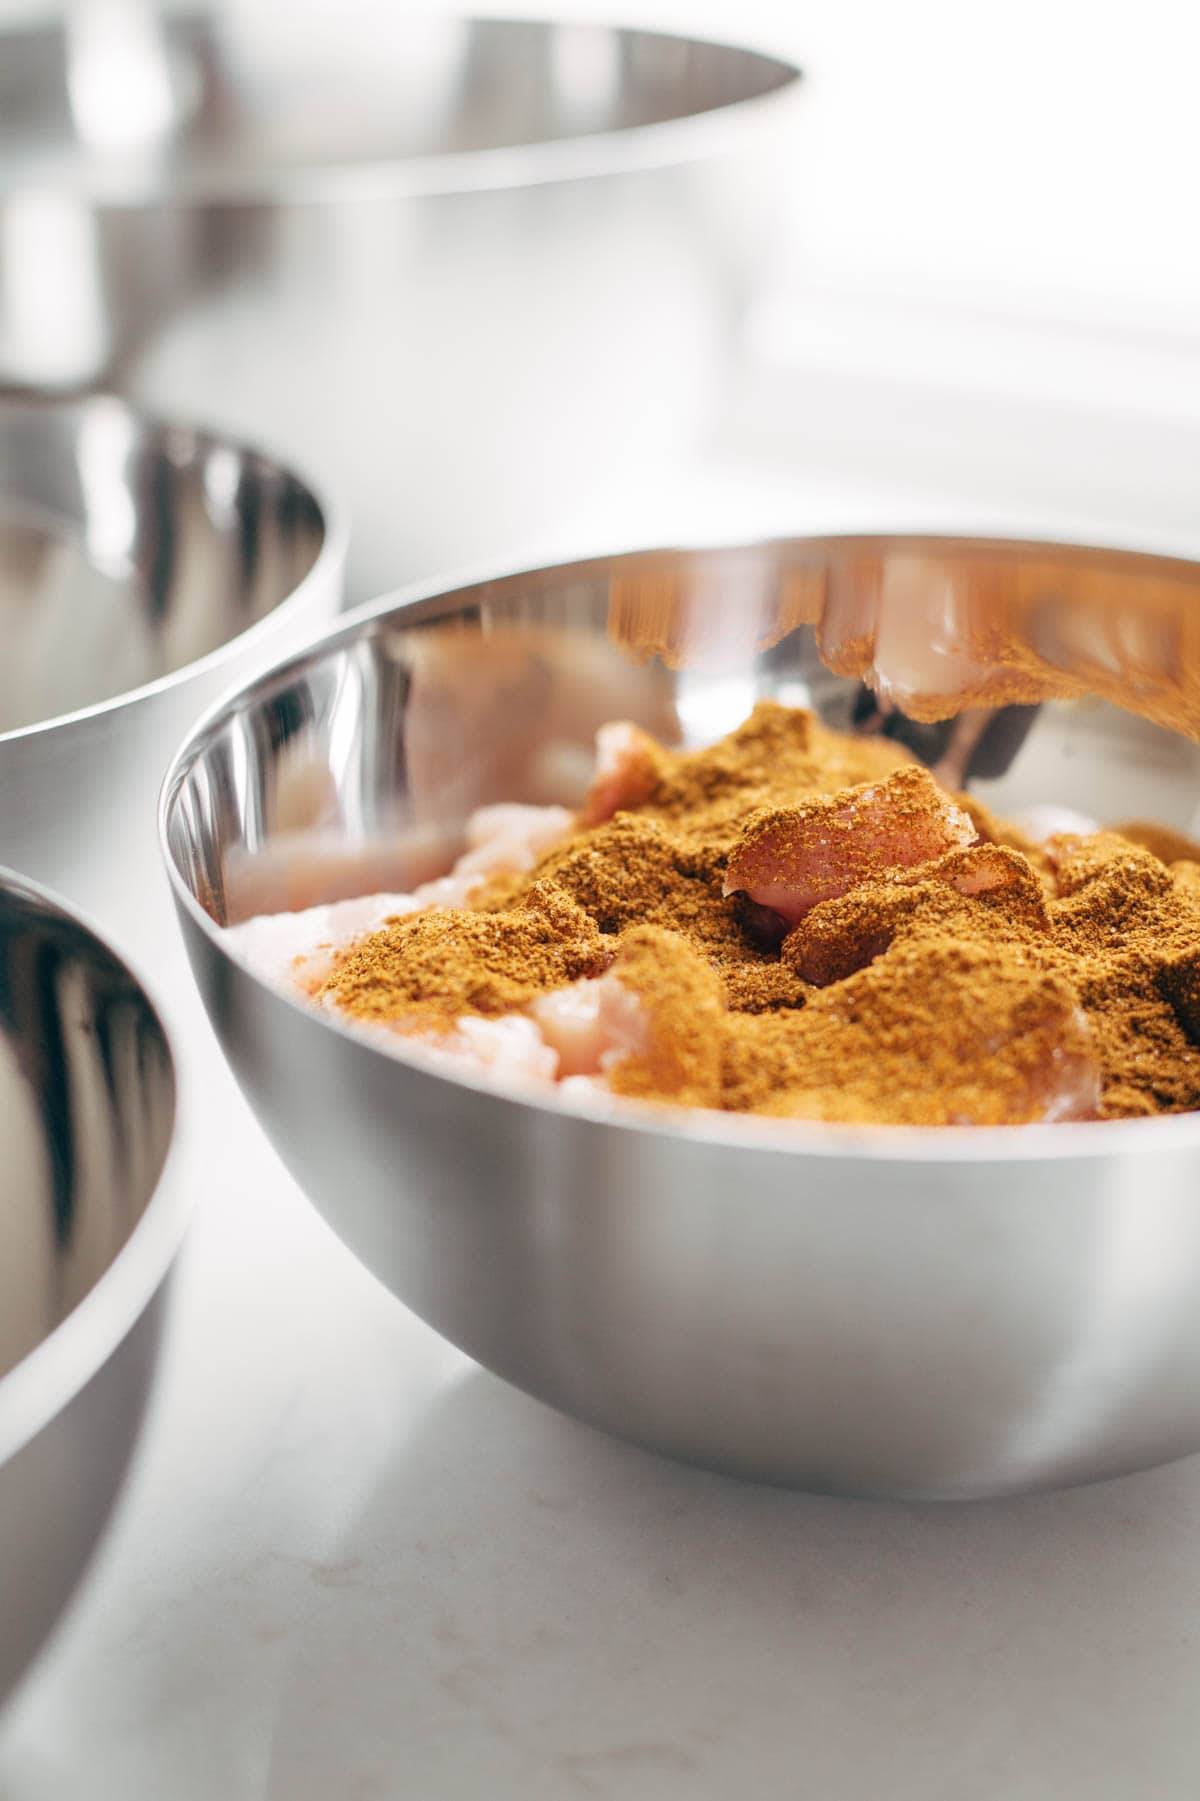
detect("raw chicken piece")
(922, 842), (1043, 902)
(403, 872), (482, 911)
(1037, 1050), (1103, 1121)
(225, 800), (574, 988)
(222, 827), (460, 923)
(530, 973), (648, 1078)
(578, 722), (662, 827)
(998, 991), (1102, 1125)
(784, 844), (1048, 987)
(536, 928), (726, 1107)
(332, 1011), (560, 1085)
(404, 804), (572, 910)
(557, 1074), (625, 1111)
(414, 801), (574, 905)
(448, 1015), (559, 1082)
(458, 803), (575, 876)
(723, 765), (976, 929)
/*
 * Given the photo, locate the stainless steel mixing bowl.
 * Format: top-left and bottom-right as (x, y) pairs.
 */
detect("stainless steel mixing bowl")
(0, 396), (344, 963)
(0, 867), (183, 1704)
(0, 10), (801, 597)
(160, 538), (1200, 1500)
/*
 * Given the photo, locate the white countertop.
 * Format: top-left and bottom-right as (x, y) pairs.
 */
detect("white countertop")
(2, 441), (1200, 1801)
(7, 387), (1200, 1795)
(4, 1005), (1200, 1801)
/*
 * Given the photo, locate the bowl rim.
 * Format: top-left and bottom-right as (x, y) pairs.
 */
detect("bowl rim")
(0, 867), (190, 1470)
(0, 16), (803, 210)
(158, 531), (1200, 1170)
(0, 394), (349, 749)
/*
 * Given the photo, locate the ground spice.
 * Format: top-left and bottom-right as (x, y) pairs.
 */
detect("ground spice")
(606, 927), (727, 1109)
(318, 701), (1200, 1125)
(1113, 819), (1200, 866)
(523, 811), (809, 1012)
(780, 844), (1050, 987)
(320, 880), (605, 1025)
(637, 702), (911, 854)
(1041, 835), (1200, 1116)
(723, 764), (975, 924)
(720, 940), (1099, 1126)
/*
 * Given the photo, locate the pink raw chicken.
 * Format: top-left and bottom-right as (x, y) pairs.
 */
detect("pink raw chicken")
(785, 844), (1049, 988)
(723, 765), (976, 929)
(1028, 1027), (1102, 1122)
(530, 973), (648, 1078)
(578, 721), (662, 827)
(923, 842), (1038, 900)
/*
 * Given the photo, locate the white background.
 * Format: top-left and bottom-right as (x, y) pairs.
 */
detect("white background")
(473, 0), (1200, 558)
(510, 0), (1200, 330)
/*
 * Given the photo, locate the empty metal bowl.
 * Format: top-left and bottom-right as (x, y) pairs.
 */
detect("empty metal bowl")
(0, 396), (344, 962)
(0, 867), (183, 1704)
(0, 10), (801, 596)
(160, 538), (1200, 1500)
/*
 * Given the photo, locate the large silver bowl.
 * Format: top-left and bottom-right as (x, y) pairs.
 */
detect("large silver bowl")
(0, 396), (344, 963)
(0, 11), (801, 597)
(0, 868), (183, 1705)
(161, 538), (1200, 1500)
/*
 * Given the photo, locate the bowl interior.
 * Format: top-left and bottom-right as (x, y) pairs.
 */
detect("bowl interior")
(163, 538), (1200, 934)
(0, 13), (798, 193)
(0, 875), (175, 1387)
(0, 399), (326, 736)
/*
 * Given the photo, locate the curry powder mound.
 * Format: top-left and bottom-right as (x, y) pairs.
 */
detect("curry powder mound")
(318, 702), (1200, 1123)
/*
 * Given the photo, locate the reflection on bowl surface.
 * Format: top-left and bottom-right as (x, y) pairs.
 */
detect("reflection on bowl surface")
(0, 397), (326, 737)
(0, 870), (180, 1703)
(0, 13), (801, 597)
(0, 396), (341, 947)
(162, 538), (1200, 1499)
(0, 13), (796, 189)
